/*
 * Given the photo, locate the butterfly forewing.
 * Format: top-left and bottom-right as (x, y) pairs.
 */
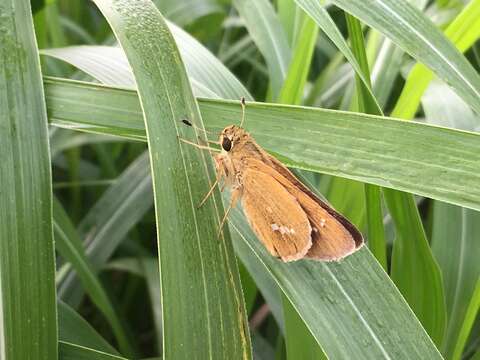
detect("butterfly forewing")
(241, 169), (312, 262)
(242, 157), (362, 260)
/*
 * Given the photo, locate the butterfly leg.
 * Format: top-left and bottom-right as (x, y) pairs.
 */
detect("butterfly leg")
(197, 172), (221, 208)
(178, 137), (221, 152)
(217, 186), (241, 237)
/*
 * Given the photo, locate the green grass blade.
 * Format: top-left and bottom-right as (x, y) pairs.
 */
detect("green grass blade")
(371, 38), (404, 109)
(59, 342), (129, 360)
(105, 258), (163, 353)
(386, 190), (446, 345)
(57, 152), (152, 306)
(278, 13), (318, 104)
(277, 0), (297, 44)
(276, 12), (324, 358)
(44, 78), (480, 212)
(41, 20), (252, 100)
(233, 0), (291, 97)
(232, 233), (285, 331)
(294, 0), (381, 110)
(432, 203), (480, 358)
(425, 79), (480, 357)
(0, 1), (57, 359)
(282, 295), (327, 359)
(53, 198), (134, 357)
(392, 0), (480, 119)
(343, 14), (445, 341)
(452, 279), (480, 360)
(331, 0), (480, 115)
(58, 301), (120, 356)
(345, 13), (387, 270)
(91, 1), (251, 358)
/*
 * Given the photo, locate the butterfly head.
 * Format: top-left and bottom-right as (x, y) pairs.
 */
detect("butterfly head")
(219, 125), (249, 153)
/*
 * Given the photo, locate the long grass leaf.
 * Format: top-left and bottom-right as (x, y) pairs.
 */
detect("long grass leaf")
(59, 341), (128, 360)
(345, 13), (387, 270)
(90, 1), (251, 358)
(425, 79), (480, 357)
(54, 199), (134, 356)
(330, 0), (480, 115)
(432, 204), (480, 358)
(294, 0), (381, 110)
(58, 301), (120, 356)
(41, 20), (252, 100)
(45, 78), (480, 212)
(233, 0), (291, 97)
(278, 13), (318, 104)
(393, 0), (480, 119)
(0, 1), (57, 358)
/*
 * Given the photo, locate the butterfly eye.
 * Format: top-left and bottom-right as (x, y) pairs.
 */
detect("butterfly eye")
(222, 137), (232, 151)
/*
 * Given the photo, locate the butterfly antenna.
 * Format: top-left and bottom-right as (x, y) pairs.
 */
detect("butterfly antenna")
(239, 97), (246, 127)
(181, 119), (215, 135)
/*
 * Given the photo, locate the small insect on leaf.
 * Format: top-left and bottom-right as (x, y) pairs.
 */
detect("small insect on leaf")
(181, 100), (363, 262)
(181, 119), (193, 127)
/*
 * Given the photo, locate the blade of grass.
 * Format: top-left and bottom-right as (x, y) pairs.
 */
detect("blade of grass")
(91, 1), (251, 358)
(386, 191), (446, 345)
(0, 1), (57, 359)
(345, 13), (387, 270)
(432, 204), (480, 358)
(276, 12), (324, 357)
(44, 78), (480, 212)
(41, 20), (253, 100)
(294, 0), (382, 110)
(105, 257), (163, 354)
(277, 0), (297, 44)
(57, 152), (152, 306)
(393, 0), (480, 119)
(58, 301), (120, 356)
(424, 79), (480, 357)
(232, 0), (291, 97)
(282, 295), (327, 360)
(452, 279), (480, 360)
(345, 15), (445, 343)
(330, 0), (480, 115)
(278, 12), (318, 104)
(59, 342), (129, 360)
(53, 198), (135, 357)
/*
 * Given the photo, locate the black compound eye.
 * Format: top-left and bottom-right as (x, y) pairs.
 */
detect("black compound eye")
(222, 136), (232, 151)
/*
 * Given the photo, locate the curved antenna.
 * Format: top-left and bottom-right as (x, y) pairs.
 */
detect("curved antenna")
(239, 97), (246, 127)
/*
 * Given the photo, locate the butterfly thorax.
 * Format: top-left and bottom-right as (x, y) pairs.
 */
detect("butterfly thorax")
(216, 125), (268, 189)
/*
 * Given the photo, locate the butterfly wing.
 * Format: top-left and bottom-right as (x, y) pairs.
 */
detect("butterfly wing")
(241, 169), (312, 262)
(243, 157), (363, 261)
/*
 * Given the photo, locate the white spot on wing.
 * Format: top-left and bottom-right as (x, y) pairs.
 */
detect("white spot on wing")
(271, 223), (279, 231)
(320, 219), (326, 227)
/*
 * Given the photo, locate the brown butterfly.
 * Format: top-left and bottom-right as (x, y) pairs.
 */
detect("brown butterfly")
(180, 99), (363, 262)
